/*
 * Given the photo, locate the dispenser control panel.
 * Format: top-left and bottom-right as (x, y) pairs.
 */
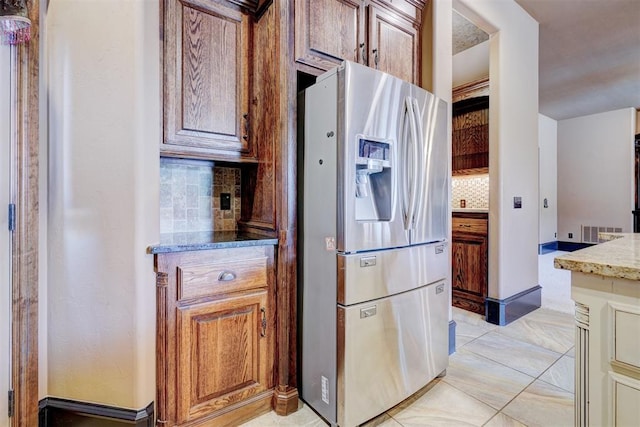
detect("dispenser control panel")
(358, 139), (390, 161)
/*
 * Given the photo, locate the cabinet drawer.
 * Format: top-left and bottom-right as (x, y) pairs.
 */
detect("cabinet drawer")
(178, 256), (268, 301)
(453, 217), (488, 235)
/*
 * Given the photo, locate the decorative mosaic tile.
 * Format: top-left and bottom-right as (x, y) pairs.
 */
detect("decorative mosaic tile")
(452, 174), (489, 209)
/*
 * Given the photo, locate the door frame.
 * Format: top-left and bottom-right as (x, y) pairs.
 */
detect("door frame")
(8, 0), (40, 424)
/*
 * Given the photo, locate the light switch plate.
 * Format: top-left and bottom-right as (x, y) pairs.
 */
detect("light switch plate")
(220, 193), (231, 210)
(514, 196), (522, 209)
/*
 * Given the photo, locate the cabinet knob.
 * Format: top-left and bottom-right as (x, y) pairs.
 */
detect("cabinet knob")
(217, 271), (236, 281)
(359, 43), (366, 63)
(372, 48), (379, 69)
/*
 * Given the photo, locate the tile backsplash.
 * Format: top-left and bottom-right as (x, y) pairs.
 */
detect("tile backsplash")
(160, 160), (241, 233)
(452, 174), (489, 209)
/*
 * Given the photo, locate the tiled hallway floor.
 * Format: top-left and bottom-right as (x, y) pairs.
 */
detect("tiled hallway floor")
(241, 306), (575, 427)
(242, 252), (575, 426)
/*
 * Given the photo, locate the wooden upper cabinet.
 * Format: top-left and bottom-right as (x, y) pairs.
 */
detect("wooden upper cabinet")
(294, 0), (363, 71)
(163, 0), (252, 159)
(294, 0), (422, 84)
(367, 2), (419, 85)
(452, 78), (489, 174)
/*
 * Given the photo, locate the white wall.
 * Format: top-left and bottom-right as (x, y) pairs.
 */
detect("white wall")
(46, 0), (159, 409)
(429, 0), (453, 318)
(439, 0), (539, 300)
(452, 40), (489, 87)
(557, 108), (635, 242)
(539, 114), (557, 244)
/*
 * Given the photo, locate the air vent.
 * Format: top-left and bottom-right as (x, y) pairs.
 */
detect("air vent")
(581, 226), (622, 244)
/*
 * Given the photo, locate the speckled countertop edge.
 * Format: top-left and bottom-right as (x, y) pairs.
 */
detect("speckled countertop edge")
(451, 208), (489, 213)
(148, 231), (278, 254)
(554, 233), (640, 281)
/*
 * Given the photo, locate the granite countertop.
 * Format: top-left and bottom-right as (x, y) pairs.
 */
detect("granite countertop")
(147, 231), (278, 254)
(554, 233), (640, 281)
(452, 208), (489, 214)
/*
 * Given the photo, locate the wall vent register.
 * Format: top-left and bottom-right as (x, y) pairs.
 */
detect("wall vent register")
(581, 225), (622, 244)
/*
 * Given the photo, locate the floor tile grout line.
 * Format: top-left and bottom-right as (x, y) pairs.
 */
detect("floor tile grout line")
(490, 347), (575, 425)
(461, 341), (564, 379)
(491, 325), (574, 355)
(439, 378), (503, 422)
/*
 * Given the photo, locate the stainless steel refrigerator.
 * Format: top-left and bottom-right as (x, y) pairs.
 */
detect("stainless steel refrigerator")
(300, 61), (450, 427)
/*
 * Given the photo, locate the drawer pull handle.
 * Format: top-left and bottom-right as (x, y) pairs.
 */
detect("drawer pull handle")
(217, 271), (236, 282)
(260, 307), (267, 337)
(459, 224), (472, 228)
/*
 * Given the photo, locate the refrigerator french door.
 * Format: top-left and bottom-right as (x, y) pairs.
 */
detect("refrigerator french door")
(300, 61), (450, 427)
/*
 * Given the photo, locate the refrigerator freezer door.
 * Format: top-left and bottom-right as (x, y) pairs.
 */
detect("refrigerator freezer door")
(337, 242), (448, 306)
(337, 281), (449, 427)
(409, 86), (449, 245)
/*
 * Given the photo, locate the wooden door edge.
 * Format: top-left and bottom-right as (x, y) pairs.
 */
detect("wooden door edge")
(11, 0), (40, 425)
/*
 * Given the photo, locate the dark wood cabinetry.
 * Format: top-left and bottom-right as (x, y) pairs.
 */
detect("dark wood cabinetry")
(155, 246), (276, 426)
(368, 2), (419, 84)
(452, 78), (489, 175)
(157, 0), (429, 424)
(294, 0), (363, 71)
(163, 0), (253, 159)
(294, 0), (423, 84)
(452, 212), (488, 315)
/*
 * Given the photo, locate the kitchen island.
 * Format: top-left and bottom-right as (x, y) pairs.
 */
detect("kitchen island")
(555, 234), (640, 426)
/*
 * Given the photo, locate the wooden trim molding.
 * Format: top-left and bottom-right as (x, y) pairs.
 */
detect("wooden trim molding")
(11, 0), (40, 425)
(452, 77), (489, 102)
(273, 0), (300, 414)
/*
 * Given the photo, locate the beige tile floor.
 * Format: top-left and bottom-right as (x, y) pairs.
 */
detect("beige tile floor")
(241, 306), (575, 427)
(242, 252), (575, 426)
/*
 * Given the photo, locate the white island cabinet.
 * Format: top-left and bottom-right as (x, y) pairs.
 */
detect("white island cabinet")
(555, 234), (640, 426)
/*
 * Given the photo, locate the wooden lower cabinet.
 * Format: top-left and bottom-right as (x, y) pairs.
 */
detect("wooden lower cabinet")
(155, 246), (276, 426)
(452, 213), (488, 315)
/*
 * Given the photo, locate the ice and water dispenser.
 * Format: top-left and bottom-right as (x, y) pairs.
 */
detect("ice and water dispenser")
(355, 138), (393, 221)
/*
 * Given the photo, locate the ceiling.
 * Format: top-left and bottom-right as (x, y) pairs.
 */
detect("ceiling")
(455, 0), (640, 121)
(452, 11), (488, 55)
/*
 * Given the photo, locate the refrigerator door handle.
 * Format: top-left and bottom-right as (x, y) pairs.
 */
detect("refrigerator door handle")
(406, 97), (420, 231)
(411, 97), (425, 228)
(401, 97), (413, 230)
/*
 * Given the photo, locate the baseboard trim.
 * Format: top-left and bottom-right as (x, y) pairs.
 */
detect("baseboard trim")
(557, 241), (594, 252)
(538, 241), (558, 254)
(39, 397), (153, 426)
(485, 285), (542, 326)
(273, 386), (299, 416)
(449, 320), (456, 355)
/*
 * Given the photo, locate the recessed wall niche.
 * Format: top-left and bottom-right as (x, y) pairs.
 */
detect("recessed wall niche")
(160, 158), (241, 233)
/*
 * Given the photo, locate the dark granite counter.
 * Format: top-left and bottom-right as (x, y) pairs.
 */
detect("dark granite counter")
(147, 231), (278, 254)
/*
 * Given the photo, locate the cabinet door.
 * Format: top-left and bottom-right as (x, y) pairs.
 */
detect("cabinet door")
(452, 108), (489, 172)
(294, 0), (364, 71)
(164, 0), (251, 157)
(367, 3), (419, 84)
(176, 290), (270, 424)
(452, 233), (488, 314)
